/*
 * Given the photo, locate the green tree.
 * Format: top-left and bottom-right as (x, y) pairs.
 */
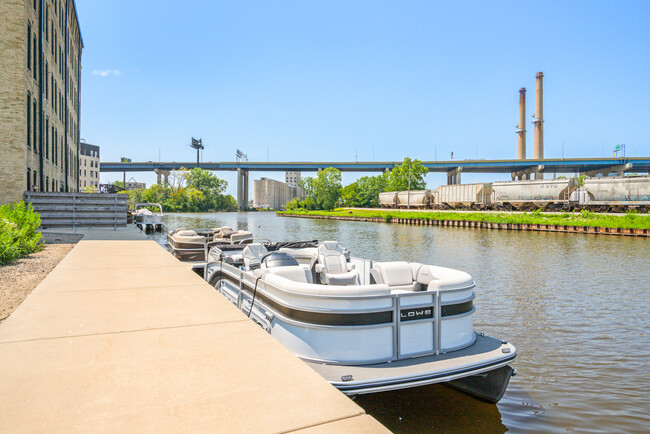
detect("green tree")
(341, 182), (360, 207)
(386, 158), (428, 192)
(355, 174), (388, 207)
(313, 167), (342, 210)
(298, 177), (315, 198)
(185, 168), (227, 196)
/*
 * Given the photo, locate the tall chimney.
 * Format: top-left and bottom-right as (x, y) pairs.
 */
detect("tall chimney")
(517, 88), (526, 159)
(533, 72), (544, 178)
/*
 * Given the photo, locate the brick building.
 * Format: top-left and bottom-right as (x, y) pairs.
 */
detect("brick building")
(0, 0), (83, 204)
(79, 141), (99, 190)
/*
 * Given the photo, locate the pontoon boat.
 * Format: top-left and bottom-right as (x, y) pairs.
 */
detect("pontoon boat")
(204, 240), (516, 403)
(134, 203), (164, 232)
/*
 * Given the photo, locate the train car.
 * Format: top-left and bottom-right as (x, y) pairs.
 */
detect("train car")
(491, 179), (578, 210)
(396, 190), (432, 208)
(580, 176), (650, 211)
(437, 184), (493, 209)
(378, 191), (399, 208)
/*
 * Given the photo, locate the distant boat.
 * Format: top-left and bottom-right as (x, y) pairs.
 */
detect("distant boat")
(134, 203), (164, 232)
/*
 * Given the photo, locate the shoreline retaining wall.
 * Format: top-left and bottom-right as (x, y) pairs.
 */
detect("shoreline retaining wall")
(279, 213), (650, 237)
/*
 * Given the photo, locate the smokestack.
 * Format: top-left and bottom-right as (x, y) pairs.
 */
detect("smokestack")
(517, 88), (526, 159)
(533, 72), (544, 179)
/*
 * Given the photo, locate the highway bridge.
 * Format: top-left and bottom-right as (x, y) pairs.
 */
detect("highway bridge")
(100, 157), (650, 209)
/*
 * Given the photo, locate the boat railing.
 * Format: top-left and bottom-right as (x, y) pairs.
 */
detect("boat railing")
(212, 260), (476, 364)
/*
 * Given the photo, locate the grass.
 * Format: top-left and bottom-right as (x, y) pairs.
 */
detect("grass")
(277, 208), (650, 230)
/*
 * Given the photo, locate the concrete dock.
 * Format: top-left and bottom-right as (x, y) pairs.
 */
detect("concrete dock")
(0, 238), (388, 433)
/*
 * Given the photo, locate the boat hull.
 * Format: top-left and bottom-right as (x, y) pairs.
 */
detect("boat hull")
(445, 364), (515, 404)
(304, 334), (516, 402)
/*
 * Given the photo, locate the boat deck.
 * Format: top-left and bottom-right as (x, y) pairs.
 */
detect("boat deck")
(306, 334), (516, 395)
(0, 239), (387, 432)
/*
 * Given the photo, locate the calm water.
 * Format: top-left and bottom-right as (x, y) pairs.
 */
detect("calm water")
(152, 212), (650, 432)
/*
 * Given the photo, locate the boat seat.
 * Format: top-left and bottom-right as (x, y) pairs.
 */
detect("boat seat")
(315, 241), (358, 285)
(242, 243), (268, 270)
(264, 266), (312, 284)
(231, 231), (253, 244)
(370, 261), (418, 291)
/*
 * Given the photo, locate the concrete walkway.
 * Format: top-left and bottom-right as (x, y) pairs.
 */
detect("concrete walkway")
(0, 240), (388, 433)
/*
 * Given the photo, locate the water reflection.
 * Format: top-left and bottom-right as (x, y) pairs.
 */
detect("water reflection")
(148, 212), (650, 432)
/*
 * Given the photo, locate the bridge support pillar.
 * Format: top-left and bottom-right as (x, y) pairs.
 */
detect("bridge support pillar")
(237, 168), (249, 210)
(512, 165), (544, 181)
(155, 169), (170, 186)
(580, 163), (633, 177)
(446, 167), (462, 185)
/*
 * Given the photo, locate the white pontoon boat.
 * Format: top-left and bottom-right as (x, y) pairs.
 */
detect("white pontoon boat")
(134, 203), (164, 232)
(205, 240), (516, 403)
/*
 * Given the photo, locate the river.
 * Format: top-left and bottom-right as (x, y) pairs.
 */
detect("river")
(150, 212), (650, 432)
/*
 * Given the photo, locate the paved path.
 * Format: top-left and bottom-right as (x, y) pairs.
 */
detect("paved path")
(0, 240), (387, 433)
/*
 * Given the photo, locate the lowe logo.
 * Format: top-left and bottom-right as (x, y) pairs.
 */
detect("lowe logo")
(400, 307), (434, 321)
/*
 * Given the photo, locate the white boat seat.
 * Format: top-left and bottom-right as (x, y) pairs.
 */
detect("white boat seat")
(370, 261), (418, 291)
(264, 266), (312, 283)
(242, 243), (268, 270)
(315, 241), (358, 285)
(231, 231), (253, 244)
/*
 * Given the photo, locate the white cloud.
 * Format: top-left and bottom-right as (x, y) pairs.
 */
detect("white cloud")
(91, 69), (120, 77)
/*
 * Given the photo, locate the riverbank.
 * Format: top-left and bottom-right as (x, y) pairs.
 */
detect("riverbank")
(278, 209), (650, 237)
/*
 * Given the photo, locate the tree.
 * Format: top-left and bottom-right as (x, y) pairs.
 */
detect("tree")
(355, 174), (388, 207)
(313, 167), (342, 210)
(386, 158), (428, 192)
(184, 168), (227, 196)
(341, 182), (360, 207)
(298, 177), (315, 198)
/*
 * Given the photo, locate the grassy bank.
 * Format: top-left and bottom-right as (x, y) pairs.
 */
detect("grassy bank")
(278, 208), (650, 230)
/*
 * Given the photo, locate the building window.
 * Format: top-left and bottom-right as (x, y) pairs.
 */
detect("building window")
(52, 179), (55, 191)
(45, 176), (49, 192)
(27, 23), (32, 71)
(27, 92), (31, 148)
(33, 171), (37, 191)
(27, 168), (31, 191)
(33, 36), (37, 81)
(84, 159), (86, 166)
(84, 170), (86, 176)
(33, 100), (37, 152)
(45, 117), (49, 159)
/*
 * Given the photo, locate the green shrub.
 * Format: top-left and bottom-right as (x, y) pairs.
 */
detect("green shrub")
(0, 201), (43, 265)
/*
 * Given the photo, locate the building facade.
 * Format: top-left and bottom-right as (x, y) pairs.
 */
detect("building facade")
(0, 0), (83, 204)
(285, 171), (301, 187)
(125, 181), (146, 190)
(79, 141), (99, 190)
(254, 178), (304, 210)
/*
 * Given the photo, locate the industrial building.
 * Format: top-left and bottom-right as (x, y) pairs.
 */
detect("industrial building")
(253, 177), (304, 210)
(0, 0), (83, 203)
(285, 171), (301, 187)
(79, 141), (99, 190)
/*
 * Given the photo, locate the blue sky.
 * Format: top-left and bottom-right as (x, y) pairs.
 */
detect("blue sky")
(77, 0), (650, 195)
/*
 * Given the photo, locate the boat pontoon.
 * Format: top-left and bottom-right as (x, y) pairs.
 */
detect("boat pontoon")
(134, 203), (164, 232)
(205, 240), (516, 403)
